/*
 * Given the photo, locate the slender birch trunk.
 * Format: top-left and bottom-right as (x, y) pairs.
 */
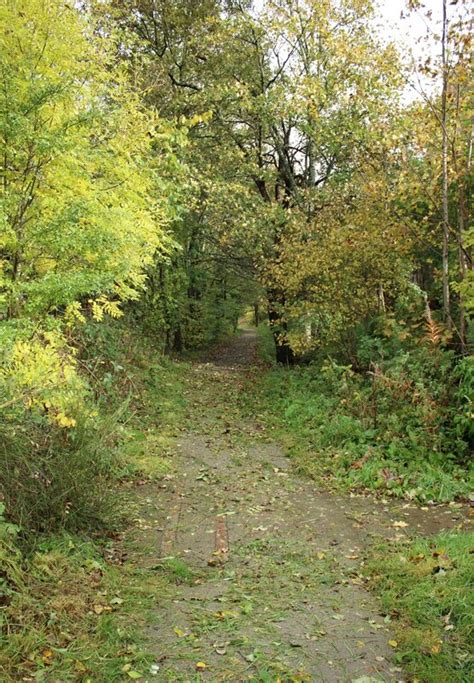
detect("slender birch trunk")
(441, 0), (452, 330)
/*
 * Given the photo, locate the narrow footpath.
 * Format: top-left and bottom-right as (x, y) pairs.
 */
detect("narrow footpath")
(129, 329), (465, 682)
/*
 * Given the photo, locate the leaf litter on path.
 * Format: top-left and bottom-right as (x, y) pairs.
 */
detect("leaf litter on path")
(127, 329), (466, 682)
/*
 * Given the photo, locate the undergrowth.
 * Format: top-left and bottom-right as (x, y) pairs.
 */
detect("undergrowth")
(0, 514), (171, 682)
(254, 323), (473, 503)
(367, 530), (474, 683)
(1, 320), (189, 681)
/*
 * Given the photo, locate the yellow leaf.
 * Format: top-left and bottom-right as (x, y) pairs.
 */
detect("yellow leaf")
(195, 661), (207, 670)
(41, 648), (54, 664)
(388, 640), (398, 648)
(213, 610), (237, 619)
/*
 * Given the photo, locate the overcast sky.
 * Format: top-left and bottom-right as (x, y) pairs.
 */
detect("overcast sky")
(376, 0), (470, 58)
(251, 1), (466, 98)
(252, 1), (451, 59)
(376, 0), (442, 55)
(376, 0), (469, 98)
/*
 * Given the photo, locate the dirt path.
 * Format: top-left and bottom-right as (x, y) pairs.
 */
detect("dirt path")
(129, 329), (465, 682)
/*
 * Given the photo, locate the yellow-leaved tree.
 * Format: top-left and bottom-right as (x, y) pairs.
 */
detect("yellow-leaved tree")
(0, 0), (180, 425)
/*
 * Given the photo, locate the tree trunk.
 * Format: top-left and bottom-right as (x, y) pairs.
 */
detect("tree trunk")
(441, 0), (452, 330)
(456, 121), (473, 353)
(267, 291), (295, 365)
(253, 303), (260, 327)
(173, 326), (183, 352)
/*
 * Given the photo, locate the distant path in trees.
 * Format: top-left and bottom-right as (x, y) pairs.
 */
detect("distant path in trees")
(129, 329), (465, 682)
(199, 327), (260, 367)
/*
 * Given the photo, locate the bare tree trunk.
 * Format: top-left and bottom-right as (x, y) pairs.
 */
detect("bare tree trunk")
(457, 157), (469, 352)
(441, 0), (452, 330)
(253, 302), (260, 327)
(378, 284), (386, 312)
(267, 289), (295, 365)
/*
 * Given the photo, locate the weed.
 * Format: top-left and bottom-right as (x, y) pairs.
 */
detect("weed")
(367, 530), (474, 683)
(0, 532), (170, 682)
(253, 326), (473, 502)
(151, 557), (197, 585)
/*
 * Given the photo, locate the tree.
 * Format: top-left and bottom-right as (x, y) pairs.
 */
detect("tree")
(106, 0), (404, 361)
(402, 0), (473, 350)
(0, 0), (179, 424)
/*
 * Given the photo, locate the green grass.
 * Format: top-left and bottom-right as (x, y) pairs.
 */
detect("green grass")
(0, 532), (173, 682)
(0, 322), (191, 682)
(367, 530), (474, 683)
(150, 557), (197, 585)
(115, 356), (189, 482)
(252, 324), (473, 503)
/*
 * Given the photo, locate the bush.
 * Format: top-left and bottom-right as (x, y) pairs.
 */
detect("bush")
(0, 410), (122, 534)
(257, 340), (473, 502)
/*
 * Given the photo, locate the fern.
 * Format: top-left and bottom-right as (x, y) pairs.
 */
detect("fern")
(423, 318), (444, 347)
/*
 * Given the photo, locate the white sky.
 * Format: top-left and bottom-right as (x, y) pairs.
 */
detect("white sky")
(375, 0), (470, 99)
(252, 1), (469, 98)
(376, 0), (470, 59)
(254, 1), (458, 60)
(376, 0), (441, 56)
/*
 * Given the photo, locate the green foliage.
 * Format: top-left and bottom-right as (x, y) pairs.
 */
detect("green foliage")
(256, 326), (473, 502)
(0, 408), (122, 534)
(0, 0), (175, 321)
(367, 531), (474, 683)
(0, 0), (182, 534)
(0, 532), (168, 682)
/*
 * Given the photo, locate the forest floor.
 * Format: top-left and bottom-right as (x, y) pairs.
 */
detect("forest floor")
(124, 329), (469, 682)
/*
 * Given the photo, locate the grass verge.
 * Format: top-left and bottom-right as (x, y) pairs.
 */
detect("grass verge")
(253, 324), (473, 503)
(0, 529), (173, 682)
(366, 530), (473, 683)
(1, 321), (190, 681)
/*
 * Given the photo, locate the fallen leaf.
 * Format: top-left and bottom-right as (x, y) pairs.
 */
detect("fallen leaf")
(195, 661), (207, 670)
(213, 640), (228, 655)
(127, 672), (142, 680)
(41, 649), (54, 665)
(393, 521), (408, 528)
(432, 548), (446, 557)
(213, 610), (237, 619)
(410, 553), (425, 563)
(110, 597), (124, 606)
(316, 551), (326, 560)
(388, 639), (398, 648)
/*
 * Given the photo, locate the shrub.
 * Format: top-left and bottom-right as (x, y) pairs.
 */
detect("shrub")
(257, 340), (473, 502)
(0, 410), (122, 534)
